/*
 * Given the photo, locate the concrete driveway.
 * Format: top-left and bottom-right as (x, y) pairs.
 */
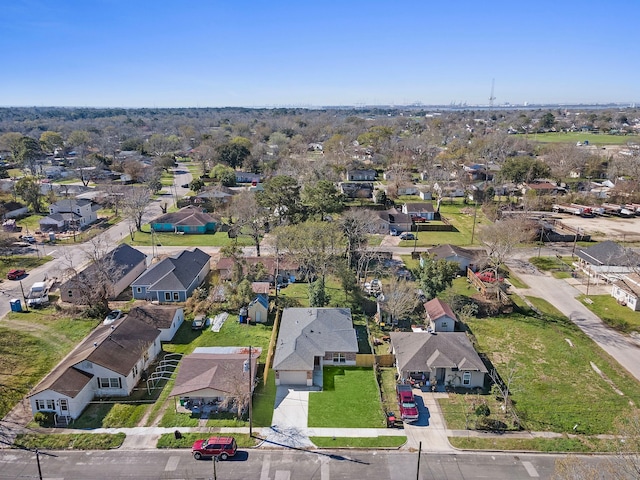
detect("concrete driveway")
(261, 386), (314, 448)
(403, 389), (452, 451)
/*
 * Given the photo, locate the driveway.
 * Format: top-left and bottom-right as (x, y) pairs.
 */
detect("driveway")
(261, 386), (314, 448)
(403, 389), (452, 451)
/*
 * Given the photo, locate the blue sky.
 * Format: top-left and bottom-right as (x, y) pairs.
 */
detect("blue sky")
(1, 0), (638, 107)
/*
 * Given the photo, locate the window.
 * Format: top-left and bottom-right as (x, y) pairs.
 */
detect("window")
(165, 292), (171, 301)
(332, 353), (346, 363)
(132, 365), (138, 377)
(463, 372), (471, 386)
(136, 287), (142, 293)
(441, 322), (448, 329)
(99, 377), (121, 388)
(67, 290), (73, 298)
(35, 399), (55, 411)
(173, 292), (179, 301)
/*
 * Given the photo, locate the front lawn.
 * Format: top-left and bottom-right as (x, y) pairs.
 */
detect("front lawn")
(14, 433), (125, 450)
(308, 367), (385, 428)
(311, 436), (406, 448)
(157, 432), (257, 449)
(122, 226), (253, 247)
(442, 306), (640, 435)
(580, 294), (640, 333)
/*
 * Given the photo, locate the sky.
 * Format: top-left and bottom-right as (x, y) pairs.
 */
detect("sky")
(1, 0), (638, 108)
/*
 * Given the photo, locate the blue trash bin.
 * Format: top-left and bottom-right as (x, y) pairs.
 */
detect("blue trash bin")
(10, 299), (22, 312)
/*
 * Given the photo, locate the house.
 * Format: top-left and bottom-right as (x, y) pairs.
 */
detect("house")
(39, 198), (100, 232)
(434, 182), (465, 198)
(389, 332), (487, 389)
(424, 298), (457, 332)
(418, 190), (433, 201)
(521, 182), (566, 196)
(251, 282), (270, 295)
(150, 206), (219, 234)
(345, 169), (376, 181)
(1, 201), (28, 219)
(235, 171), (262, 184)
(169, 347), (261, 410)
(216, 256), (299, 285)
(131, 248), (211, 302)
(611, 273), (640, 311)
(125, 305), (184, 341)
(27, 315), (162, 423)
(402, 202), (436, 221)
(423, 244), (482, 273)
(339, 182), (374, 199)
(247, 294), (269, 323)
(59, 244), (147, 303)
(273, 308), (359, 386)
(373, 208), (412, 234)
(193, 186), (235, 206)
(574, 240), (640, 281)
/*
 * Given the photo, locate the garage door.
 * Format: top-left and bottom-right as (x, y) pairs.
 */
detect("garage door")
(278, 370), (308, 385)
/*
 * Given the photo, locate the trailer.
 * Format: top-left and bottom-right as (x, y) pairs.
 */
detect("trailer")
(552, 204), (593, 217)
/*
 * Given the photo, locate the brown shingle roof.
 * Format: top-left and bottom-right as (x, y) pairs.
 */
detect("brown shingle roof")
(126, 305), (180, 329)
(424, 298), (458, 323)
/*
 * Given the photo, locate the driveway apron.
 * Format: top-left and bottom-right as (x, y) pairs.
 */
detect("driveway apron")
(261, 386), (314, 448)
(403, 390), (452, 451)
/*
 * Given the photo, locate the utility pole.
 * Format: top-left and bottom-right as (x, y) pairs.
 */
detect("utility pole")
(415, 441), (422, 480)
(249, 346), (253, 437)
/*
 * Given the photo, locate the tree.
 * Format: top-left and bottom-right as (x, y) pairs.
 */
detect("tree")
(499, 157), (551, 184)
(413, 255), (459, 300)
(0, 132), (23, 161)
(62, 236), (125, 317)
(308, 277), (329, 307)
(39, 131), (64, 155)
(67, 130), (92, 163)
(339, 208), (382, 281)
(479, 217), (536, 278)
(122, 187), (151, 235)
(15, 136), (42, 175)
(147, 133), (180, 158)
(215, 142), (251, 168)
(232, 190), (268, 256)
(380, 277), (417, 325)
(257, 175), (302, 225)
(539, 112), (556, 130)
(302, 179), (344, 220)
(210, 164), (237, 186)
(14, 176), (43, 213)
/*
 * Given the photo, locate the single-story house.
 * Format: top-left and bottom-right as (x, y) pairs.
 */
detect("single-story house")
(423, 244), (482, 273)
(1, 201), (28, 219)
(192, 186), (235, 206)
(59, 244), (147, 303)
(247, 294), (269, 323)
(339, 182), (374, 199)
(39, 198), (100, 232)
(251, 282), (270, 295)
(235, 171), (262, 184)
(169, 347), (261, 411)
(150, 206), (219, 234)
(402, 202), (435, 220)
(521, 182), (566, 196)
(611, 273), (640, 311)
(345, 169), (376, 181)
(373, 208), (412, 234)
(575, 240), (640, 281)
(390, 331), (487, 389)
(131, 248), (211, 302)
(424, 298), (457, 332)
(125, 305), (184, 341)
(27, 315), (162, 424)
(273, 308), (359, 386)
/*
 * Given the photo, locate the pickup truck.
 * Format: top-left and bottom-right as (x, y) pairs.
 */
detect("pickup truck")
(396, 384), (419, 423)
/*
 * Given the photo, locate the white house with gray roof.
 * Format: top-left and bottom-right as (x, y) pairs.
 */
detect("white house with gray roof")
(39, 198), (100, 232)
(273, 308), (359, 386)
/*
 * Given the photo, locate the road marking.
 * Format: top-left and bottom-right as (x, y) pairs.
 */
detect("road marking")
(522, 461), (539, 477)
(164, 455), (179, 471)
(260, 454), (271, 480)
(274, 471), (290, 480)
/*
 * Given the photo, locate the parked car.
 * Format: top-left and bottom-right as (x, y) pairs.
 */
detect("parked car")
(22, 235), (36, 244)
(476, 271), (504, 283)
(181, 183), (190, 188)
(103, 309), (123, 325)
(7, 269), (26, 280)
(390, 228), (399, 236)
(192, 436), (237, 460)
(26, 281), (50, 308)
(396, 384), (419, 423)
(191, 315), (206, 330)
(399, 232), (415, 240)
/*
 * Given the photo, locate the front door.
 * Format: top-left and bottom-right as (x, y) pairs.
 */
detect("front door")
(59, 399), (69, 415)
(436, 368), (446, 384)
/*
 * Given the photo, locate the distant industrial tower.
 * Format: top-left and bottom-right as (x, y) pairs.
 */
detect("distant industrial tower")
(489, 79), (496, 107)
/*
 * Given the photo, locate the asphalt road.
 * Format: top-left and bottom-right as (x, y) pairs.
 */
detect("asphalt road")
(0, 447), (596, 480)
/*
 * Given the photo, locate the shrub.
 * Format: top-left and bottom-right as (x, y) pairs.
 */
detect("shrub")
(33, 411), (54, 427)
(475, 404), (490, 417)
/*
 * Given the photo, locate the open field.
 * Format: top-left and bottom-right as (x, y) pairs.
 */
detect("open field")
(553, 213), (640, 242)
(530, 132), (640, 145)
(442, 303), (640, 435)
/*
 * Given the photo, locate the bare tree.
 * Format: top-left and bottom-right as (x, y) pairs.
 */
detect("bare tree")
(122, 186), (152, 236)
(379, 277), (417, 325)
(232, 190), (268, 257)
(479, 217), (536, 278)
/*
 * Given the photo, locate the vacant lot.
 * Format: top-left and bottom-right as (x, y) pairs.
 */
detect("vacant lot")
(554, 213), (640, 242)
(531, 132), (640, 145)
(443, 302), (640, 435)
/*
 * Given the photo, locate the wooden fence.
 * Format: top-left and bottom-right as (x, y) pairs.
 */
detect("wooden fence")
(356, 354), (395, 368)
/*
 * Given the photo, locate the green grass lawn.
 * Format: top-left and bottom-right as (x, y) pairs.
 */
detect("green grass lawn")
(442, 309), (640, 435)
(157, 432), (256, 449)
(530, 132), (640, 145)
(308, 367), (386, 428)
(276, 277), (347, 309)
(379, 367), (399, 415)
(122, 226), (253, 247)
(0, 311), (98, 419)
(579, 294), (640, 333)
(311, 436), (406, 448)
(449, 435), (620, 453)
(14, 433), (125, 450)
(0, 255), (50, 277)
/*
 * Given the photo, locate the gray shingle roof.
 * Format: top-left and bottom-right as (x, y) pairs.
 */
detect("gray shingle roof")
(132, 248), (210, 291)
(575, 240), (640, 267)
(390, 332), (487, 374)
(126, 305), (180, 329)
(273, 308), (358, 371)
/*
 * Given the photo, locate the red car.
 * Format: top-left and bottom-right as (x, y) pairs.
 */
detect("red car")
(192, 436), (237, 460)
(476, 271), (504, 283)
(7, 269), (26, 280)
(397, 384), (419, 423)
